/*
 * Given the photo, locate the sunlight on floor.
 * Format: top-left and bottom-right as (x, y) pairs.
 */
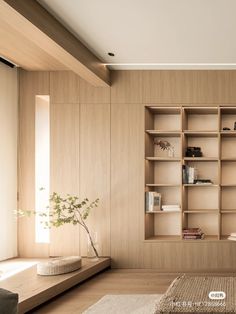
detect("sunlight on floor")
(0, 259), (38, 281)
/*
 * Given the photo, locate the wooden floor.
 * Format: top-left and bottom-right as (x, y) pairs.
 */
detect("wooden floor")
(30, 270), (236, 314)
(29, 270), (176, 313)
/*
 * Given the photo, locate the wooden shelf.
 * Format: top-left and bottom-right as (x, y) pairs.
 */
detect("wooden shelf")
(183, 184), (219, 187)
(147, 107), (181, 114)
(221, 131), (236, 137)
(146, 210), (181, 214)
(145, 235), (181, 242)
(221, 107), (236, 114)
(183, 210), (216, 213)
(221, 157), (236, 161)
(145, 157), (181, 161)
(184, 107), (218, 114)
(146, 235), (219, 242)
(146, 184), (181, 187)
(184, 131), (218, 137)
(145, 105), (236, 243)
(146, 130), (181, 137)
(184, 157), (218, 161)
(182, 235), (219, 242)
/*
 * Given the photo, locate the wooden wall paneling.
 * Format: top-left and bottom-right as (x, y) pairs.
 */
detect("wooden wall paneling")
(18, 70), (50, 257)
(79, 104), (111, 257)
(50, 103), (80, 256)
(49, 71), (80, 104)
(142, 70), (194, 104)
(0, 63), (18, 261)
(111, 103), (144, 267)
(191, 71), (229, 104)
(111, 71), (142, 104)
(228, 71), (236, 103)
(142, 70), (236, 105)
(79, 78), (110, 104)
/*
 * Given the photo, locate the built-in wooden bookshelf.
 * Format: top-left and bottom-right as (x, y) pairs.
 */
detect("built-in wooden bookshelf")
(145, 105), (236, 242)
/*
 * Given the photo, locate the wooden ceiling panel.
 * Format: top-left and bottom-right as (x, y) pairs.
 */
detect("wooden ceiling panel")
(0, 19), (66, 70)
(0, 0), (110, 86)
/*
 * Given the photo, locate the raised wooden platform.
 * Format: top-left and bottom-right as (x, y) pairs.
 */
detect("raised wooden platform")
(0, 257), (110, 313)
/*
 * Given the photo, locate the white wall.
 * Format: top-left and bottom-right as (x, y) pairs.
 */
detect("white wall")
(0, 62), (18, 261)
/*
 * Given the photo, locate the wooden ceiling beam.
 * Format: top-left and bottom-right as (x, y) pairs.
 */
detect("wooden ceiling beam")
(1, 0), (110, 86)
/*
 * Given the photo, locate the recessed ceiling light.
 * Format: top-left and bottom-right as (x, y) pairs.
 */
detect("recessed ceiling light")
(108, 52), (115, 57)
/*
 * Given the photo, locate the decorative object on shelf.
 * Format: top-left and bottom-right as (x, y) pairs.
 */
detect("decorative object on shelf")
(182, 228), (205, 240)
(223, 127), (231, 131)
(154, 138), (175, 157)
(185, 147), (202, 157)
(145, 192), (161, 212)
(18, 192), (100, 260)
(234, 122), (236, 130)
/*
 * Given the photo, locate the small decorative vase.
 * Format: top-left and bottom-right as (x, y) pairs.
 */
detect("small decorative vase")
(167, 146), (175, 158)
(87, 231), (99, 262)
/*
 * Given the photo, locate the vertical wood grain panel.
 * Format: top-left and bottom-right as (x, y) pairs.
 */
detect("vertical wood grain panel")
(18, 70), (50, 257)
(79, 104), (110, 257)
(142, 70), (236, 104)
(142, 70), (194, 104)
(0, 63), (18, 261)
(50, 71), (80, 104)
(111, 71), (142, 103)
(79, 78), (110, 104)
(192, 71), (229, 104)
(49, 103), (80, 256)
(111, 103), (144, 267)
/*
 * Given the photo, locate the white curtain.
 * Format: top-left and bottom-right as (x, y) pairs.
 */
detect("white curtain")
(0, 62), (18, 261)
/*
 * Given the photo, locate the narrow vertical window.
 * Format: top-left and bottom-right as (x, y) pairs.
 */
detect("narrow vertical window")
(35, 95), (50, 243)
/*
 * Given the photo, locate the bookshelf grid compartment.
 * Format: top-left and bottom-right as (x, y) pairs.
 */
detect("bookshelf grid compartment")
(145, 105), (236, 242)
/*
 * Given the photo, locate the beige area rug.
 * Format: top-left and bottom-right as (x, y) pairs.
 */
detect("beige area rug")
(83, 294), (163, 314)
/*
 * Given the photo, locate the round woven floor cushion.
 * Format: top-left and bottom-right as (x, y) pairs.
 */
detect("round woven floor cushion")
(37, 256), (82, 276)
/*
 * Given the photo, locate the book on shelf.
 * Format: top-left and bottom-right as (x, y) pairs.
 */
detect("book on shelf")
(195, 179), (213, 185)
(145, 192), (161, 212)
(227, 233), (236, 241)
(182, 165), (197, 184)
(162, 204), (181, 211)
(227, 236), (236, 241)
(182, 227), (205, 240)
(182, 165), (213, 185)
(183, 234), (205, 240)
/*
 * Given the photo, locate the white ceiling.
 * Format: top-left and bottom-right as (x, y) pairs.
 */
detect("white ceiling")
(38, 0), (236, 69)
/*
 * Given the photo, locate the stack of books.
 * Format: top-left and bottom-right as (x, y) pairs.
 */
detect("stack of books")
(182, 228), (205, 240)
(182, 165), (197, 184)
(145, 192), (161, 212)
(227, 233), (236, 241)
(162, 205), (181, 212)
